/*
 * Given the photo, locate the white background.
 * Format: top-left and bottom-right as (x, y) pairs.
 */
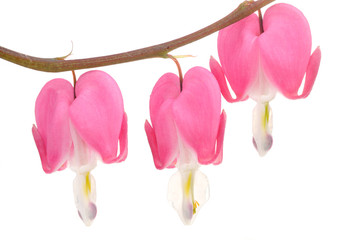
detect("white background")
(0, 0), (350, 239)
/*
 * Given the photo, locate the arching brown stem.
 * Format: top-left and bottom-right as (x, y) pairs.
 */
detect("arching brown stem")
(0, 0), (274, 73)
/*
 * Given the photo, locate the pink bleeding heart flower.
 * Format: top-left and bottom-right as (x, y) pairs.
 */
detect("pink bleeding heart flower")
(145, 66), (226, 225)
(210, 3), (321, 156)
(32, 70), (128, 226)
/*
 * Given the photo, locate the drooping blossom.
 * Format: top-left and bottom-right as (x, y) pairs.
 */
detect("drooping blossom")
(145, 66), (226, 224)
(210, 3), (321, 156)
(32, 70), (128, 225)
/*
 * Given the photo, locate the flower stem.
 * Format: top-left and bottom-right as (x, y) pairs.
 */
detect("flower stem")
(167, 54), (183, 91)
(258, 9), (264, 34)
(72, 70), (77, 98)
(0, 0), (274, 73)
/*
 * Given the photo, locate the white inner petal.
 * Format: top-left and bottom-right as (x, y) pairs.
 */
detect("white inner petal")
(69, 122), (100, 173)
(252, 102), (273, 157)
(249, 58), (277, 103)
(167, 167), (209, 225)
(73, 171), (97, 226)
(168, 137), (210, 225)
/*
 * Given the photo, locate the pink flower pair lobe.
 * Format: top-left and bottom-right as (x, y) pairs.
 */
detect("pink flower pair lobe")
(32, 70), (128, 173)
(145, 67), (226, 170)
(210, 3), (321, 102)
